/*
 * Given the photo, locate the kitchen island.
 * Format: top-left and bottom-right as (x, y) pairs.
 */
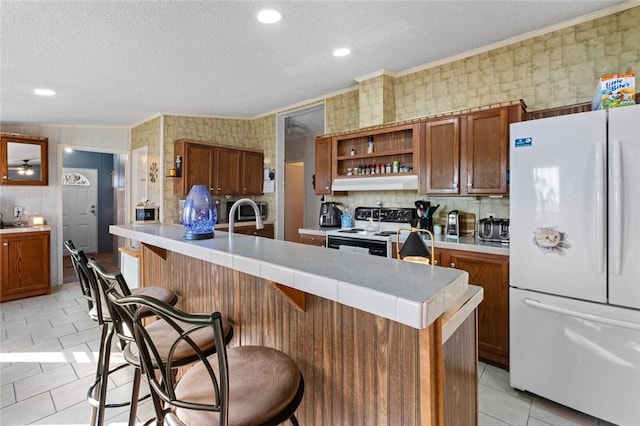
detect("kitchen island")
(110, 223), (482, 425)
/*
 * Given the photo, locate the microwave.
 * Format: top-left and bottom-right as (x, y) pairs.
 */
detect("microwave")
(226, 201), (267, 222)
(134, 206), (160, 224)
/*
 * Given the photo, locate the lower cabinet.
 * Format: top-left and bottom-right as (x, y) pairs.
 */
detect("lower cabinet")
(218, 223), (274, 239)
(298, 232), (326, 247)
(0, 230), (50, 302)
(439, 248), (509, 369)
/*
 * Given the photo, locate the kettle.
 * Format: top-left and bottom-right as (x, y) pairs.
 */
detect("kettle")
(415, 200), (439, 232)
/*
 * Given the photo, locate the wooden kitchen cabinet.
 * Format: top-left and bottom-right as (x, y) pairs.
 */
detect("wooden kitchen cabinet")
(314, 136), (333, 195)
(298, 232), (326, 247)
(422, 117), (460, 194)
(1, 230), (50, 302)
(439, 248), (509, 369)
(241, 150), (264, 195)
(174, 140), (263, 196)
(420, 103), (523, 196)
(174, 141), (215, 195)
(214, 146), (243, 194)
(461, 108), (510, 194)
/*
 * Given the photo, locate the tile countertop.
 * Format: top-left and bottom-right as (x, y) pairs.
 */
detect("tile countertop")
(110, 223), (469, 330)
(0, 224), (52, 234)
(299, 227), (509, 256)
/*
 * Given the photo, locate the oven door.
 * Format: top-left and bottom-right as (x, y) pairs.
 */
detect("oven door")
(326, 235), (390, 257)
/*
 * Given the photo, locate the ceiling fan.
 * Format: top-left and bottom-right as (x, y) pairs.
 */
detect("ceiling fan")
(285, 117), (307, 135)
(8, 159), (35, 175)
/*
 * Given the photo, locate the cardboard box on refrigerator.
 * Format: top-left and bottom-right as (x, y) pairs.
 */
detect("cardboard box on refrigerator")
(592, 71), (636, 110)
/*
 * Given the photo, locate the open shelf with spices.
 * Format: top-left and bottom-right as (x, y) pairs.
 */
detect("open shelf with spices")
(332, 123), (420, 179)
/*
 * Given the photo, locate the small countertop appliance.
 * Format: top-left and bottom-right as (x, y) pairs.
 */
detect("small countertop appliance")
(445, 210), (460, 238)
(319, 202), (343, 228)
(478, 218), (510, 243)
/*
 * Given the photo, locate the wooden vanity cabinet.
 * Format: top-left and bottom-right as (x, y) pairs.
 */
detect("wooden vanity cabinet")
(439, 248), (509, 369)
(314, 136), (333, 195)
(0, 230), (50, 302)
(174, 140), (263, 196)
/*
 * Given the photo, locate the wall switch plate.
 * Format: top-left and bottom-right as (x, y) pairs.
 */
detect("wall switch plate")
(14, 206), (23, 218)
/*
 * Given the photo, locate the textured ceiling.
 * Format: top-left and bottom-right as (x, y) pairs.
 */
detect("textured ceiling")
(0, 1), (631, 127)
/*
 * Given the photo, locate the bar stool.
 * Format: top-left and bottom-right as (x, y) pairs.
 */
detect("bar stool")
(108, 293), (304, 426)
(64, 240), (179, 426)
(88, 259), (235, 424)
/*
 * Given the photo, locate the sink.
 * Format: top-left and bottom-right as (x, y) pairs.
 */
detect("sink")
(0, 222), (27, 229)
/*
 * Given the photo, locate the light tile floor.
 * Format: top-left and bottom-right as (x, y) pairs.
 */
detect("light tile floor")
(1, 283), (619, 425)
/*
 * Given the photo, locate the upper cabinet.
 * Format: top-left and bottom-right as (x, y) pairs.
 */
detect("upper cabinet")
(1, 133), (49, 186)
(420, 104), (523, 195)
(422, 117), (460, 194)
(173, 140), (263, 196)
(314, 136), (333, 195)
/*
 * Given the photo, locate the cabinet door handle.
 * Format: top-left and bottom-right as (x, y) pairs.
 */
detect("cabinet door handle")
(467, 182), (473, 188)
(452, 183), (458, 189)
(325, 186), (330, 190)
(2, 242), (7, 247)
(217, 187), (221, 191)
(449, 262), (456, 268)
(433, 259), (438, 265)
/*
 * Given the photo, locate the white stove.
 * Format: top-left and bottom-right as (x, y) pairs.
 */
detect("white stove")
(325, 207), (416, 257)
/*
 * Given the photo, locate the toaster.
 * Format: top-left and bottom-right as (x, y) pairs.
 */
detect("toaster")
(478, 218), (510, 243)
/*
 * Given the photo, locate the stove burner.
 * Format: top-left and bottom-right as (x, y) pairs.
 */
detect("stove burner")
(338, 228), (364, 233)
(374, 231), (397, 236)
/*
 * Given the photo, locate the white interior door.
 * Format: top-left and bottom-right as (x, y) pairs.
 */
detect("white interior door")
(62, 168), (98, 253)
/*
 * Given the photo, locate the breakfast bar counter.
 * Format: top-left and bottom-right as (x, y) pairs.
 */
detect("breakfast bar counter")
(110, 224), (482, 425)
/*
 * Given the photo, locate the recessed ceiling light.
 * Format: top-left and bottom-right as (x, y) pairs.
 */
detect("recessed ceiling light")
(257, 9), (281, 24)
(34, 88), (56, 96)
(333, 48), (351, 57)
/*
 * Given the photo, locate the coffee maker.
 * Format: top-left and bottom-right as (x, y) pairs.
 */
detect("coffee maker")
(319, 202), (343, 228)
(445, 210), (460, 238)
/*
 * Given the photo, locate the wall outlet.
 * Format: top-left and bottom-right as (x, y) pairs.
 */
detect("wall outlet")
(486, 213), (495, 219)
(14, 206), (23, 218)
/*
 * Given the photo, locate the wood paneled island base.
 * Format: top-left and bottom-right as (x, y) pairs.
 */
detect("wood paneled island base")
(140, 243), (479, 425)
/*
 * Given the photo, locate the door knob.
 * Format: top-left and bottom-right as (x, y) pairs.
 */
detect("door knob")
(90, 205), (96, 214)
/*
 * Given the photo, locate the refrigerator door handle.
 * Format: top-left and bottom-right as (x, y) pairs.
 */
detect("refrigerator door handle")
(594, 141), (606, 274)
(611, 138), (623, 276)
(523, 297), (640, 330)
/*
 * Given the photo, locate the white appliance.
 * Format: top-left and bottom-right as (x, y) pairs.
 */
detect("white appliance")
(509, 104), (640, 426)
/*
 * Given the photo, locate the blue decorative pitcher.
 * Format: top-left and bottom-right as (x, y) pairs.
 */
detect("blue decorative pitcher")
(182, 185), (216, 240)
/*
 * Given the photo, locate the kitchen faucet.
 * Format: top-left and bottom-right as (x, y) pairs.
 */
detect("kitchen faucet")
(227, 198), (264, 234)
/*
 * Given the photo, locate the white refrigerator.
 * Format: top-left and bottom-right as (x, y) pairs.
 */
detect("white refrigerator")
(509, 104), (640, 426)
